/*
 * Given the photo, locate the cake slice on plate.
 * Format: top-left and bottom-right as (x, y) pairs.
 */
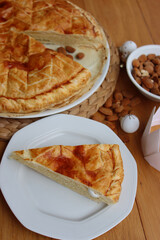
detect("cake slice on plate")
(10, 144), (124, 204)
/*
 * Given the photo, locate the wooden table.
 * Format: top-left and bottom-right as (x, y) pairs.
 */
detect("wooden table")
(0, 1), (160, 239)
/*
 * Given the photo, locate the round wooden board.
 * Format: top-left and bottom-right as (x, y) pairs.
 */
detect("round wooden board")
(0, 36), (120, 141)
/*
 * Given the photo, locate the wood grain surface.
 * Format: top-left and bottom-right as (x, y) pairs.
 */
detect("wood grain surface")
(0, 1), (160, 240)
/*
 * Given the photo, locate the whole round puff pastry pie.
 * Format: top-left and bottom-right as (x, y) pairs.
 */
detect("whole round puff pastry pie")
(10, 144), (124, 204)
(0, 0), (108, 115)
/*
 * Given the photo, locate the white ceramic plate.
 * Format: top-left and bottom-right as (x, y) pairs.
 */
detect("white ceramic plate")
(0, 41), (110, 119)
(0, 114), (137, 240)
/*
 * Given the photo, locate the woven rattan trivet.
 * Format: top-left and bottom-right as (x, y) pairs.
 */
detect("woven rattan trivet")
(0, 36), (120, 141)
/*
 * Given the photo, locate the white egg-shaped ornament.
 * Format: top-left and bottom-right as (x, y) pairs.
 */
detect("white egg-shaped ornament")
(119, 41), (137, 62)
(120, 114), (140, 133)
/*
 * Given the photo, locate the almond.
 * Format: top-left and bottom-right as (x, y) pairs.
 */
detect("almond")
(142, 77), (154, 89)
(57, 47), (67, 55)
(99, 107), (113, 116)
(135, 77), (141, 85)
(147, 54), (156, 60)
(155, 65), (160, 76)
(104, 95), (113, 108)
(144, 61), (154, 67)
(151, 73), (159, 82)
(144, 65), (154, 74)
(132, 59), (140, 68)
(132, 67), (141, 77)
(138, 54), (147, 62)
(114, 90), (123, 101)
(114, 105), (124, 113)
(139, 62), (144, 71)
(112, 101), (121, 109)
(76, 52), (85, 59)
(153, 82), (159, 89)
(91, 112), (105, 122)
(65, 46), (76, 53)
(152, 58), (160, 65)
(106, 114), (118, 122)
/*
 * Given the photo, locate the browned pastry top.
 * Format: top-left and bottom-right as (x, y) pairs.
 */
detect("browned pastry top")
(0, 0), (101, 38)
(0, 31), (91, 113)
(12, 144), (124, 202)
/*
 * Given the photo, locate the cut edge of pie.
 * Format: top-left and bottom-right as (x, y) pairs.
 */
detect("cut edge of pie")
(25, 0), (107, 47)
(0, 0), (107, 43)
(9, 144), (124, 204)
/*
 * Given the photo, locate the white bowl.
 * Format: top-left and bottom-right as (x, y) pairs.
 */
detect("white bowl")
(126, 44), (160, 102)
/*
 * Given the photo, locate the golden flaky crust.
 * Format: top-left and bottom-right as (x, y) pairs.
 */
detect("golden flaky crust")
(0, 31), (91, 113)
(0, 0), (104, 40)
(10, 144), (124, 204)
(0, 0), (107, 114)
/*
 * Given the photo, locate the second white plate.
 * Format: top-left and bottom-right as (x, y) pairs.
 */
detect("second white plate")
(0, 114), (137, 239)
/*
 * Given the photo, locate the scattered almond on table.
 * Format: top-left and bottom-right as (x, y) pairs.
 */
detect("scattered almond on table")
(91, 89), (141, 143)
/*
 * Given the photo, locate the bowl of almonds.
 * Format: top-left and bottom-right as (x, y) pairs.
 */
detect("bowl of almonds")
(126, 45), (160, 102)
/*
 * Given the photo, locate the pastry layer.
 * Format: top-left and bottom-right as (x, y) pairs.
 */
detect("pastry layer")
(0, 0), (108, 115)
(0, 0), (104, 41)
(10, 144), (124, 204)
(0, 31), (91, 113)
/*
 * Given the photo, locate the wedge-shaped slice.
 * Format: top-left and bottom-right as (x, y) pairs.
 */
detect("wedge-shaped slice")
(10, 144), (124, 204)
(0, 31), (91, 114)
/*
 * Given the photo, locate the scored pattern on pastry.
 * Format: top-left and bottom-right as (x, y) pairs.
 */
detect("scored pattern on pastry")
(0, 0), (107, 114)
(0, 31), (91, 113)
(10, 144), (124, 203)
(0, 0), (101, 37)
